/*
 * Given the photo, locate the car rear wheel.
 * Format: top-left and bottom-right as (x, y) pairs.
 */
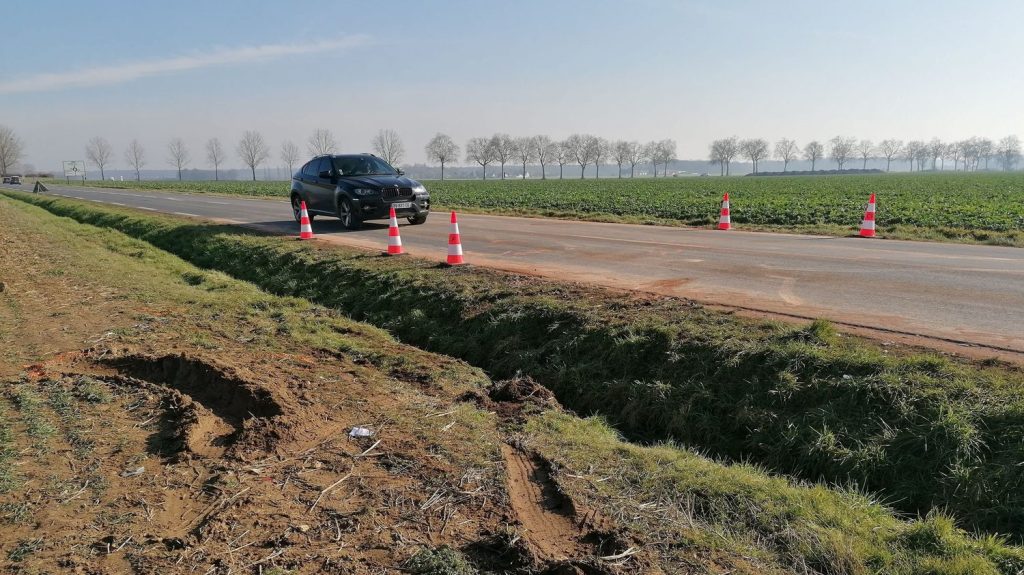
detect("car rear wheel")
(338, 198), (362, 230)
(291, 196), (314, 223)
(407, 214), (428, 225)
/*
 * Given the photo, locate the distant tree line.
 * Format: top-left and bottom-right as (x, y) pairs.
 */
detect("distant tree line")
(710, 135), (1022, 174)
(454, 134), (676, 180)
(3, 123), (1023, 181)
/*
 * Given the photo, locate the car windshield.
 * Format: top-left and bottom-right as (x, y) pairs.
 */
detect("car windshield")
(333, 156), (397, 176)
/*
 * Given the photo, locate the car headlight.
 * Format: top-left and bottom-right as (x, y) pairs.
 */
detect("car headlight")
(352, 188), (377, 196)
(412, 185), (427, 194)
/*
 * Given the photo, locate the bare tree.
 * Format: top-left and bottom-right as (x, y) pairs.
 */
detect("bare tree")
(564, 134), (592, 179)
(532, 135), (556, 180)
(709, 137), (739, 175)
(0, 125), (24, 176)
(590, 136), (609, 178)
(655, 139), (677, 176)
(612, 141), (630, 178)
(307, 129), (337, 156)
(739, 138), (769, 174)
(124, 139), (146, 181)
(465, 137), (496, 179)
(856, 139), (874, 169)
(977, 138), (994, 170)
(904, 140), (924, 171)
(513, 136), (536, 178)
(644, 142), (659, 176)
(960, 138), (979, 172)
(166, 138), (190, 181)
(206, 138), (225, 181)
(997, 135), (1021, 171)
(773, 138), (798, 172)
(554, 141), (571, 179)
(947, 141), (963, 171)
(280, 140), (300, 176)
(237, 131), (270, 181)
(85, 136), (113, 180)
(625, 141), (644, 178)
(927, 138), (944, 170)
(708, 140), (726, 175)
(488, 133), (515, 179)
(372, 129), (405, 166)
(425, 133), (459, 181)
(913, 141), (931, 171)
(829, 136), (856, 170)
(878, 139), (903, 172)
(803, 140), (824, 171)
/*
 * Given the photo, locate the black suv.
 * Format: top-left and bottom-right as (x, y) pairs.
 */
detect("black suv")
(290, 154), (430, 230)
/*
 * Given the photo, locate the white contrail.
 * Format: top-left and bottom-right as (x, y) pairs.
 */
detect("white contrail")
(0, 35), (370, 95)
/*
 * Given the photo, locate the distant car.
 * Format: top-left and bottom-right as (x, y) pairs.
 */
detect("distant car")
(9, 175), (20, 185)
(1, 176), (9, 184)
(290, 154), (430, 230)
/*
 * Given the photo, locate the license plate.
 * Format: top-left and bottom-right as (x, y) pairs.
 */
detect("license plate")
(391, 202), (412, 209)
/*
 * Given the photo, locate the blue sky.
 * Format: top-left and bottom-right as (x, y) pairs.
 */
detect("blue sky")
(2, 0), (1023, 171)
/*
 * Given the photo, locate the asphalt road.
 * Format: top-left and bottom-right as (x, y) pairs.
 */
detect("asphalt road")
(8, 182), (1024, 355)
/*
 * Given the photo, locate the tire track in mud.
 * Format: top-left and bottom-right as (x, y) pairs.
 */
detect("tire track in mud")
(501, 444), (589, 562)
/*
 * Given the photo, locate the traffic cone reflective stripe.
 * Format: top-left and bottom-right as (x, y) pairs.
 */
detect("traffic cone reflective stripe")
(298, 201), (315, 240)
(447, 211), (465, 265)
(386, 206), (405, 255)
(718, 193), (732, 230)
(859, 193), (876, 237)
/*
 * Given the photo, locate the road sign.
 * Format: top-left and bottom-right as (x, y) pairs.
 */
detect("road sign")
(62, 161), (86, 180)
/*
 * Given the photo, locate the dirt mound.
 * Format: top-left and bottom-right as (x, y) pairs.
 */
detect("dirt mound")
(461, 375), (561, 424)
(490, 375), (557, 405)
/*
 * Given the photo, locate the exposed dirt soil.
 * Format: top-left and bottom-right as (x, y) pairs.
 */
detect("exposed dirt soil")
(0, 200), (671, 574)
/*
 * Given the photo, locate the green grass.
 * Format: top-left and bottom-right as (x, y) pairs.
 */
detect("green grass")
(4, 191), (1024, 573)
(41, 177), (288, 198)
(531, 412), (1024, 575)
(10, 387), (56, 452)
(45, 172), (1024, 245)
(0, 403), (18, 493)
(7, 191), (1024, 542)
(404, 546), (477, 575)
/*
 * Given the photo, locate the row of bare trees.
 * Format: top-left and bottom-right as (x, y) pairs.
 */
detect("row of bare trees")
(710, 135), (1022, 174)
(85, 133), (268, 181)
(4, 121), (1016, 181)
(442, 133), (676, 180)
(81, 128), (406, 182)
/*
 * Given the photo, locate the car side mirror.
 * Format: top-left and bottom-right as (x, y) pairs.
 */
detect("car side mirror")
(396, 168), (405, 176)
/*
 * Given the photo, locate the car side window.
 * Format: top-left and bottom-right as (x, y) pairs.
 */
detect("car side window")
(316, 157), (333, 178)
(301, 161), (317, 178)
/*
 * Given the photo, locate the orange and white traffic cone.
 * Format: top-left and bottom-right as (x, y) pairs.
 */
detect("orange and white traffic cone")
(447, 211), (465, 265)
(717, 193), (731, 230)
(298, 201), (315, 240)
(385, 206), (405, 255)
(859, 193), (876, 238)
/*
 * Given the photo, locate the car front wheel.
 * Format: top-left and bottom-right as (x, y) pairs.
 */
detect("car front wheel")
(338, 198), (362, 230)
(291, 196), (313, 223)
(407, 214), (428, 225)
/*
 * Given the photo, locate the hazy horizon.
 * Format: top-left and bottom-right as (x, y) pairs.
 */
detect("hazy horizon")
(4, 0), (1024, 172)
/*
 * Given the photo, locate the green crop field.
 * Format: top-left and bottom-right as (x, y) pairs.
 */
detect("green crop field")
(44, 171), (1024, 246)
(426, 172), (1024, 246)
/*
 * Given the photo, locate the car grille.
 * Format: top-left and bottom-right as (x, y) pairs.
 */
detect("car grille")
(382, 187), (414, 200)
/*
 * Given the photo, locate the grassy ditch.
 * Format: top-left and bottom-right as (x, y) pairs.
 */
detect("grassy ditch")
(4, 192), (1024, 573)
(7, 190), (1024, 541)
